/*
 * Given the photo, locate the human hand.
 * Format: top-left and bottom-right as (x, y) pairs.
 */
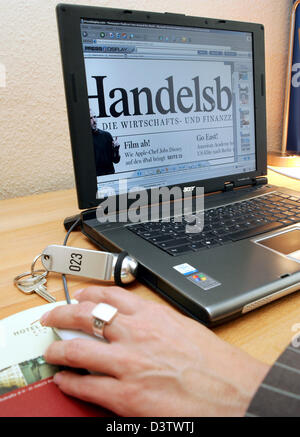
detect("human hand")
(113, 137), (120, 148)
(41, 286), (269, 417)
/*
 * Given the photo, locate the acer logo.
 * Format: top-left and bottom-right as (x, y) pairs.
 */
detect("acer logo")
(183, 186), (195, 193)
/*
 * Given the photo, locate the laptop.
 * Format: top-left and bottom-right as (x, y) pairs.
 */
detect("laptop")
(56, 3), (300, 326)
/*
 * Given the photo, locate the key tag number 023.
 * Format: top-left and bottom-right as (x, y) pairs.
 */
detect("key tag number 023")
(41, 245), (138, 286)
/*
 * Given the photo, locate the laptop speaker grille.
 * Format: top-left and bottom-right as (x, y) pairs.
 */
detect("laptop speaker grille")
(242, 283), (300, 314)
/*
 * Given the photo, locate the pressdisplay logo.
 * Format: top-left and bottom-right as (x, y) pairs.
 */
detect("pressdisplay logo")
(96, 180), (204, 233)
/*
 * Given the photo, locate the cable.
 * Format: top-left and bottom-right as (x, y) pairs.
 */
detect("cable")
(62, 217), (82, 304)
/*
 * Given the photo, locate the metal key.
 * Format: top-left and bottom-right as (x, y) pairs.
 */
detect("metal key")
(16, 277), (56, 303)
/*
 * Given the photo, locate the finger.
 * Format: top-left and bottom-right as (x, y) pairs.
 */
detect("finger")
(40, 301), (126, 342)
(45, 338), (126, 377)
(53, 371), (127, 416)
(74, 285), (142, 315)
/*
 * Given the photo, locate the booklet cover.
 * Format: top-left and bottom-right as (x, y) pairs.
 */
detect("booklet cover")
(0, 302), (112, 417)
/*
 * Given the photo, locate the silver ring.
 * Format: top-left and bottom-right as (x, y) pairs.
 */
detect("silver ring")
(14, 270), (48, 286)
(92, 303), (118, 340)
(31, 254), (48, 278)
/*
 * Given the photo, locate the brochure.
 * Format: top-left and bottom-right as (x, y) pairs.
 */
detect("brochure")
(0, 302), (112, 417)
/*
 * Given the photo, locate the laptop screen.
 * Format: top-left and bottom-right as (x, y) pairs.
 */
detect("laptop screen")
(80, 18), (256, 197)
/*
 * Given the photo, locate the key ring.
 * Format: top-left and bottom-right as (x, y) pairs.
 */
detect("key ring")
(14, 269), (48, 287)
(14, 253), (49, 287)
(31, 253), (49, 278)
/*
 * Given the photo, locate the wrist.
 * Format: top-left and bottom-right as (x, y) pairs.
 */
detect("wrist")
(231, 354), (271, 416)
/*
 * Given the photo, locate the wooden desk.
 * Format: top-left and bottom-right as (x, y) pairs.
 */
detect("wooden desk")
(0, 170), (299, 366)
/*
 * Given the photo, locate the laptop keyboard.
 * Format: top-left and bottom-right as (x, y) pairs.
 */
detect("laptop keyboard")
(127, 191), (300, 256)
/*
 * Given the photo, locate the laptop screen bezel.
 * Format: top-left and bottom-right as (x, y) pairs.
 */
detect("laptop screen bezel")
(56, 3), (267, 210)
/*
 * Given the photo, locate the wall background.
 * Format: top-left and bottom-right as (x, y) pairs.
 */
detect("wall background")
(0, 0), (292, 200)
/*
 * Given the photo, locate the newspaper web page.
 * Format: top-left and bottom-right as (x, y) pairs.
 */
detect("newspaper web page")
(80, 20), (256, 197)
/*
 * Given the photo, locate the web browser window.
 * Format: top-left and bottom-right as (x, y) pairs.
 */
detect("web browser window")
(80, 19), (256, 197)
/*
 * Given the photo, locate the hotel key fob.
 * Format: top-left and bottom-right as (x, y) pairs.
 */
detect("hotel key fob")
(41, 244), (138, 286)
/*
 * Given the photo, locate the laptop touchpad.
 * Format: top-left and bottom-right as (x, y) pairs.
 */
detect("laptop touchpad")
(257, 229), (300, 262)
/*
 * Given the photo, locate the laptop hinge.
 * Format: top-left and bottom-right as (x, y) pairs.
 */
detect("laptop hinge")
(224, 181), (234, 191)
(252, 176), (268, 186)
